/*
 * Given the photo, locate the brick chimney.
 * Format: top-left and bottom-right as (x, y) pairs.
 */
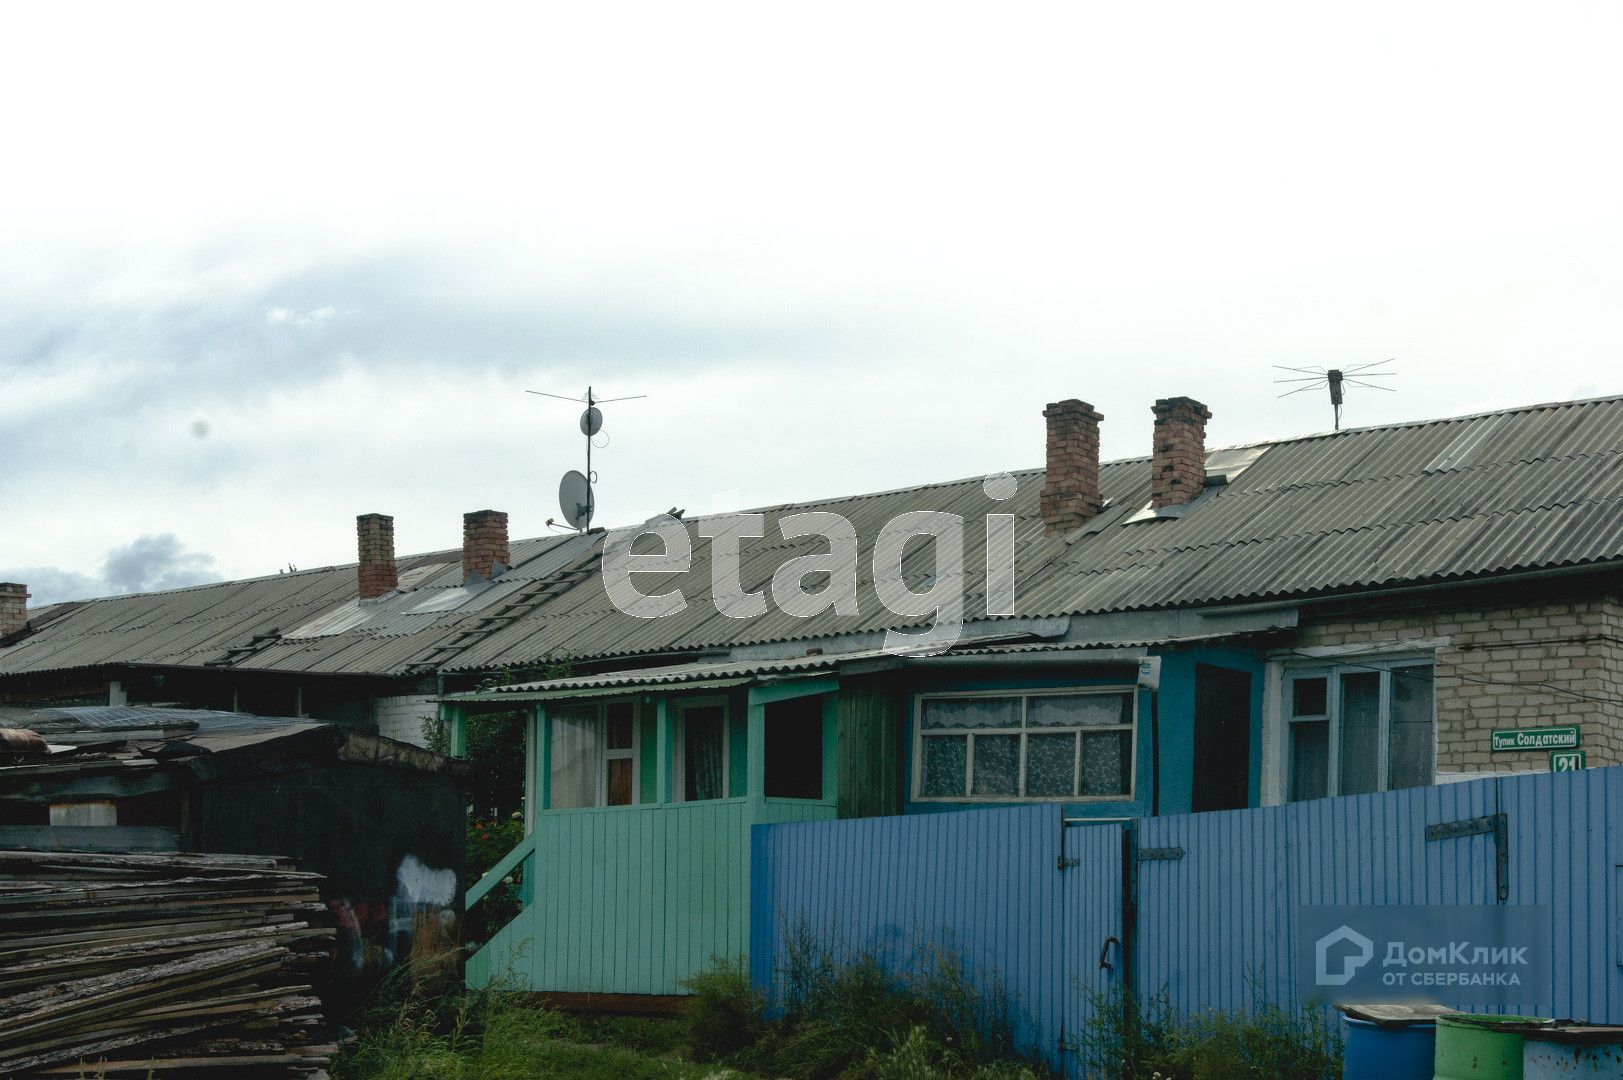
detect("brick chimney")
(1041, 399), (1105, 535)
(356, 513), (399, 600)
(1151, 397), (1212, 508)
(0, 583), (29, 639)
(462, 510), (510, 583)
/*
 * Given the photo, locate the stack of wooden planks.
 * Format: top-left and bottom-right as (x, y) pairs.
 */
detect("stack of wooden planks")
(0, 850), (336, 1077)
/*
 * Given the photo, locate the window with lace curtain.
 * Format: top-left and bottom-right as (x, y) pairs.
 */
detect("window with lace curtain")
(675, 698), (729, 802)
(548, 701), (639, 809)
(912, 688), (1136, 802)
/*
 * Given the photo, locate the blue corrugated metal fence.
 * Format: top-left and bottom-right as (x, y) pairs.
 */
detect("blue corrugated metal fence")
(750, 767), (1623, 1078)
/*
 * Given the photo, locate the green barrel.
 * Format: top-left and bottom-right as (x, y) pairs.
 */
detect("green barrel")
(1434, 1015), (1544, 1080)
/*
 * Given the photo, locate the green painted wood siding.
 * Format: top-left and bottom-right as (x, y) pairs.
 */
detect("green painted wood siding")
(639, 710), (656, 803)
(468, 798), (753, 995)
(759, 798), (837, 824)
(836, 682), (902, 818)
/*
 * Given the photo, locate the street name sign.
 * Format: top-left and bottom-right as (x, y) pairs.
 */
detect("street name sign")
(1490, 725), (1579, 752)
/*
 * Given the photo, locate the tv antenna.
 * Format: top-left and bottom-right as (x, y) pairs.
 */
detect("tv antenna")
(1274, 360), (1395, 430)
(525, 385), (646, 531)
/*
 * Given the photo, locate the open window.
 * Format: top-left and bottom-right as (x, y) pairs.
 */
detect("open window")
(1287, 659), (1434, 800)
(764, 695), (825, 800)
(549, 700), (641, 809)
(675, 698), (729, 802)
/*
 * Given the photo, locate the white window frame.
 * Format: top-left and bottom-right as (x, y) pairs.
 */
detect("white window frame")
(547, 699), (641, 809)
(673, 695), (731, 802)
(1283, 655), (1435, 800)
(597, 700), (641, 807)
(910, 686), (1138, 803)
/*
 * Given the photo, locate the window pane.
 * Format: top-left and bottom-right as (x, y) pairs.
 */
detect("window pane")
(606, 703), (634, 750)
(1291, 677), (1328, 717)
(921, 735), (967, 797)
(607, 758), (634, 806)
(49, 800), (116, 826)
(971, 733), (1020, 796)
(1029, 693), (1132, 728)
(1388, 664), (1435, 790)
(1339, 671), (1381, 796)
(550, 708), (600, 809)
(1080, 730), (1131, 797)
(682, 706), (726, 802)
(922, 697), (1020, 730)
(1290, 719), (1328, 801)
(1025, 732), (1077, 797)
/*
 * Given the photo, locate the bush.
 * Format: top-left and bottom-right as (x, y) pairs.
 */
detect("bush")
(865, 1026), (1044, 1080)
(1074, 983), (1342, 1080)
(338, 944), (1045, 1080)
(463, 814), (525, 947)
(333, 960), (522, 1080)
(680, 956), (764, 1061)
(704, 928), (1032, 1080)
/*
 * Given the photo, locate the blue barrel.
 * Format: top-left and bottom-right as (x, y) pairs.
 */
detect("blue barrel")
(1522, 1030), (1623, 1079)
(1343, 1017), (1438, 1080)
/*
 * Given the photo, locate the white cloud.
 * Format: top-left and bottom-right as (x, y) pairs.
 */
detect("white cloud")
(3, 534), (220, 606)
(1, 1), (1621, 591)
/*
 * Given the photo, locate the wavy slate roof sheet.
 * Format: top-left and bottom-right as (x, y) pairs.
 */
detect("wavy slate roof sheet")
(3, 396), (1621, 679)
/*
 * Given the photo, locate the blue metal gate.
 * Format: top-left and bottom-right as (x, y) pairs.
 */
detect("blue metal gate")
(1059, 821), (1124, 1073)
(752, 767), (1623, 1079)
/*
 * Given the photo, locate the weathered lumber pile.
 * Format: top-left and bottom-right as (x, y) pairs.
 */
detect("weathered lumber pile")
(0, 850), (336, 1077)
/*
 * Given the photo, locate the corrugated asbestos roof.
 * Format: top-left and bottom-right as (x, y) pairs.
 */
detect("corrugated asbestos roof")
(458, 640), (1150, 700)
(4, 396), (1622, 680)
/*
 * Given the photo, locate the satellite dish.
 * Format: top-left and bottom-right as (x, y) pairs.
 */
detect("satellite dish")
(579, 406), (603, 437)
(558, 469), (595, 531)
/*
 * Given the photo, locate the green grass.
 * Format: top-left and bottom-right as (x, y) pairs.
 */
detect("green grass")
(334, 992), (759, 1080)
(678, 944), (1048, 1080)
(333, 940), (1046, 1080)
(1072, 984), (1343, 1080)
(335, 949), (1339, 1080)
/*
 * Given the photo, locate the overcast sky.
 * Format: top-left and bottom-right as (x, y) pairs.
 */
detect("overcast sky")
(4, 3), (1622, 604)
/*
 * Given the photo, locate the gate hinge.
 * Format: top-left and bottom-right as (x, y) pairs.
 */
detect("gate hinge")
(1135, 846), (1184, 863)
(1425, 812), (1509, 903)
(1424, 815), (1497, 841)
(1057, 855), (1080, 870)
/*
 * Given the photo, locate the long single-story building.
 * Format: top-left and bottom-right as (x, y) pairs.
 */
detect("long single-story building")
(448, 394), (1623, 999)
(5, 392), (1620, 1001)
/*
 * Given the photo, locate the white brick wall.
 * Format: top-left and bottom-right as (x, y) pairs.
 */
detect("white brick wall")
(373, 694), (440, 749)
(1290, 590), (1623, 774)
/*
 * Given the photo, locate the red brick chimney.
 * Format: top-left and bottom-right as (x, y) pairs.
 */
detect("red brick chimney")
(0, 583), (29, 638)
(463, 510), (510, 582)
(1041, 399), (1105, 535)
(356, 513), (399, 600)
(1151, 397), (1212, 508)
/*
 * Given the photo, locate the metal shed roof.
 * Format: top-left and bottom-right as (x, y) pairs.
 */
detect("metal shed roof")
(0, 706), (464, 777)
(4, 395), (1622, 680)
(451, 640), (1150, 701)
